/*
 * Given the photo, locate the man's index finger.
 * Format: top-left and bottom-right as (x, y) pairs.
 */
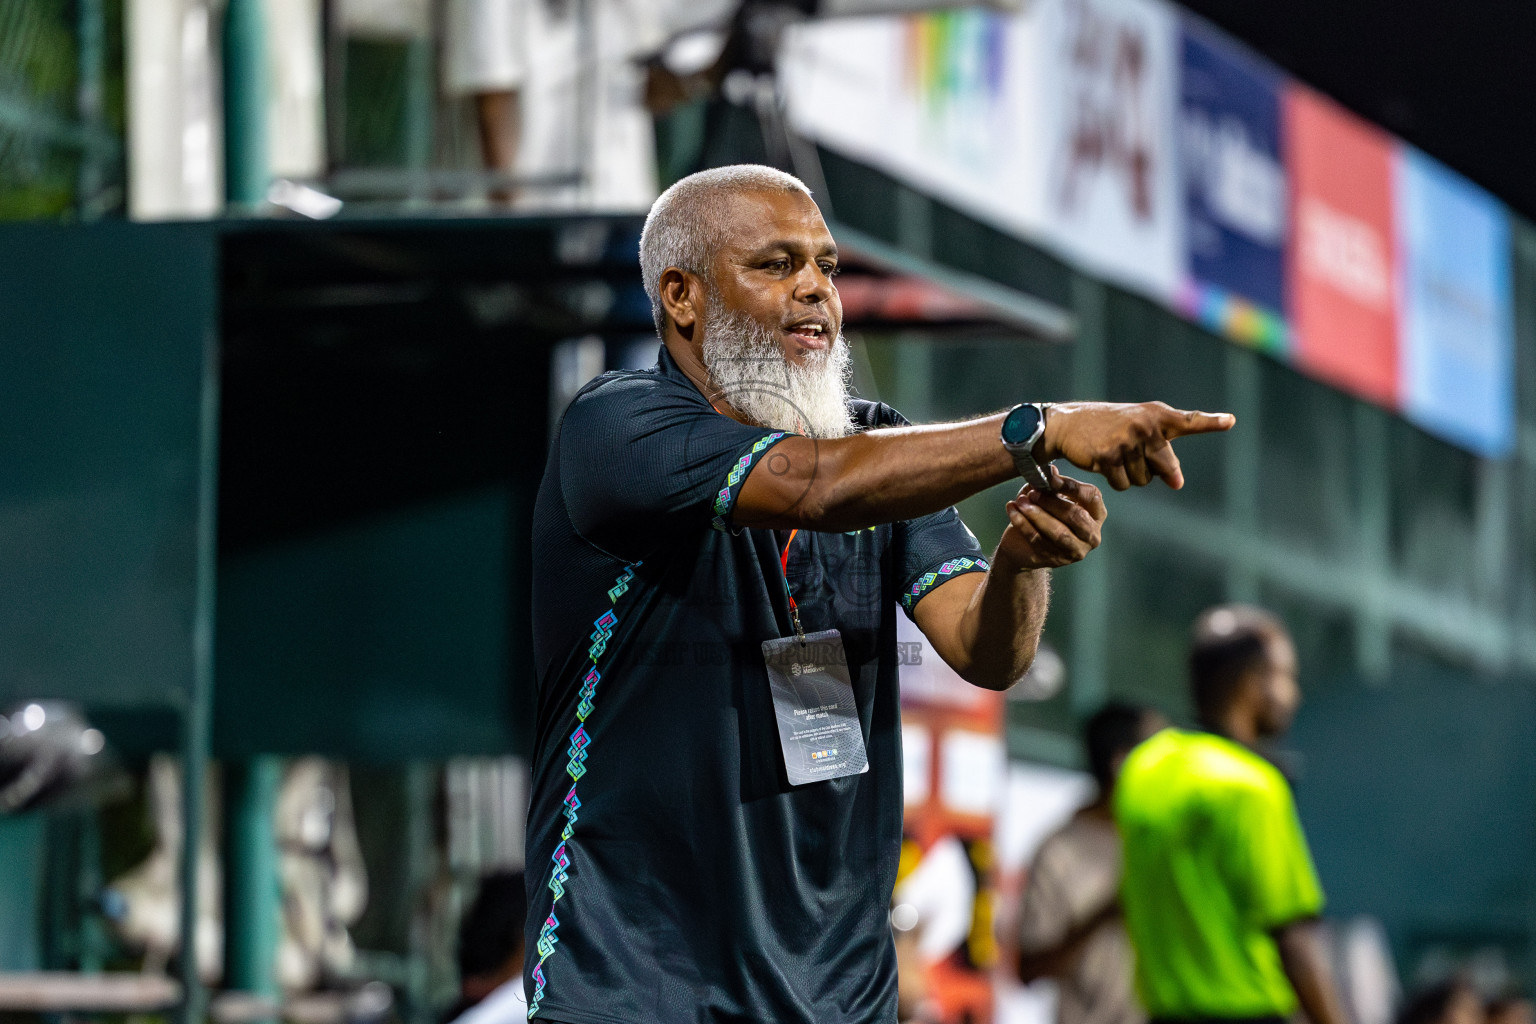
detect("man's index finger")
(1163, 409), (1237, 438)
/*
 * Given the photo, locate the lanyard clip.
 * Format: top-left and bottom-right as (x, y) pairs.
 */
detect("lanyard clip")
(780, 528), (807, 647)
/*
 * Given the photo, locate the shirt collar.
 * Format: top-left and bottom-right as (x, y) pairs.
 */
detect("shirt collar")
(657, 343), (726, 410)
(656, 343), (692, 385)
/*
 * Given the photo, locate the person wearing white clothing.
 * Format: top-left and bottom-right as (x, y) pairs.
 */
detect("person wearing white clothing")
(443, 0), (668, 210)
(1014, 703), (1166, 1024)
(444, 871), (527, 1024)
(447, 975), (527, 1024)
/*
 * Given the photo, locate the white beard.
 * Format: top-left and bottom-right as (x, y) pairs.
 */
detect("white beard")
(700, 304), (855, 440)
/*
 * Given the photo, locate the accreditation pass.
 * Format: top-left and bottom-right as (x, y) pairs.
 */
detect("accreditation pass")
(761, 628), (870, 785)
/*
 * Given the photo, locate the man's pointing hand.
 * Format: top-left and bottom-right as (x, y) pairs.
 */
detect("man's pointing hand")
(1040, 401), (1236, 491)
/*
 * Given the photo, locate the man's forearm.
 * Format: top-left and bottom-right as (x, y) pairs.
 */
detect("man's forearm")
(736, 415), (1015, 531)
(734, 399), (1234, 531)
(947, 552), (1050, 690)
(1275, 920), (1349, 1024)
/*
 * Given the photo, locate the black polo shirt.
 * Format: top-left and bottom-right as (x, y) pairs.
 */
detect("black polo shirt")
(524, 346), (989, 1024)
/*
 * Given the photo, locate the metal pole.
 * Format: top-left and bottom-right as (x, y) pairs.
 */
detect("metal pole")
(1352, 403), (1392, 682)
(78, 808), (107, 973)
(403, 34), (434, 207)
(574, 0), (595, 200)
(1223, 344), (1262, 604)
(179, 317), (222, 1024)
(223, 0), (270, 210)
(224, 757), (283, 1023)
(74, 0), (106, 219)
(403, 762), (437, 1024)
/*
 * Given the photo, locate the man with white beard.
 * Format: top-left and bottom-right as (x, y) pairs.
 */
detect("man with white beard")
(524, 164), (1235, 1024)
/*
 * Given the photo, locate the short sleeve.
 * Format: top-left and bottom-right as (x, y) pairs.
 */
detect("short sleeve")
(1218, 776), (1325, 930)
(896, 506), (989, 617)
(557, 374), (793, 555)
(857, 401), (990, 616)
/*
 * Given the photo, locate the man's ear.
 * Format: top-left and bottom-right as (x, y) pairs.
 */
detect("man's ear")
(659, 268), (700, 337)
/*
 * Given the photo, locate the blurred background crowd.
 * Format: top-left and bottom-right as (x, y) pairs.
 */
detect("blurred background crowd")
(3, 0), (1536, 1023)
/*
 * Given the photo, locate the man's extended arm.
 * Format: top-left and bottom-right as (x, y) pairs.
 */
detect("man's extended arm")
(1274, 918), (1350, 1024)
(732, 399), (1226, 689)
(733, 402), (1234, 532)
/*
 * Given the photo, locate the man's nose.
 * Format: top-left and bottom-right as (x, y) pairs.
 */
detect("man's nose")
(795, 266), (833, 304)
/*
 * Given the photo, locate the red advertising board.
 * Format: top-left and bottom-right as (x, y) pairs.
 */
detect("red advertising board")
(1284, 85), (1400, 406)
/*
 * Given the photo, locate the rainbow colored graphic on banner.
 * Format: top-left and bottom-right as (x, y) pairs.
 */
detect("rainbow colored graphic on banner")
(1176, 280), (1290, 355)
(904, 10), (1007, 113)
(782, 2), (1516, 458)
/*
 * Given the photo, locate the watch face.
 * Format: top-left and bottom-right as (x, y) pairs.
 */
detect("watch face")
(1001, 404), (1042, 445)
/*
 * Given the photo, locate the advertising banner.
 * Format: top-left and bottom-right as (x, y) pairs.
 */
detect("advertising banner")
(1284, 85), (1399, 407)
(1035, 0), (1183, 301)
(1176, 19), (1287, 353)
(1395, 149), (1514, 457)
(782, 0), (1183, 304)
(780, 9), (1045, 239)
(781, 7), (1516, 459)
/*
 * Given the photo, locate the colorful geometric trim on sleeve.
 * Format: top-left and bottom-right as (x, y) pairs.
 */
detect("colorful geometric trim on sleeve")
(711, 432), (787, 532)
(900, 556), (990, 613)
(528, 560), (641, 1020)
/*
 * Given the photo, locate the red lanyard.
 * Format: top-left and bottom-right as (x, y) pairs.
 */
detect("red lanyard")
(780, 528), (806, 642)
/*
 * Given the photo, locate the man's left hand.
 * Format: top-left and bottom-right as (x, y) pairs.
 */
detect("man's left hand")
(996, 469), (1106, 570)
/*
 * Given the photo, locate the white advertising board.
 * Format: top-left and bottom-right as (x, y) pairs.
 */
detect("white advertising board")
(782, 0), (1183, 303)
(1034, 0), (1183, 299)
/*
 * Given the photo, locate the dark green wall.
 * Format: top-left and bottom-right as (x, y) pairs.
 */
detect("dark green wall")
(0, 221), (214, 710)
(214, 486), (516, 761)
(0, 815), (44, 969)
(1291, 664), (1536, 977)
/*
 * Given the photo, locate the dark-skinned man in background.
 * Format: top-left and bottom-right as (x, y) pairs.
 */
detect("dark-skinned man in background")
(524, 164), (1235, 1024)
(1014, 702), (1167, 1024)
(1116, 606), (1348, 1024)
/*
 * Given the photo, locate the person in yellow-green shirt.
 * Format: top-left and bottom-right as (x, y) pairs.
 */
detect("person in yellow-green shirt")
(1114, 605), (1348, 1024)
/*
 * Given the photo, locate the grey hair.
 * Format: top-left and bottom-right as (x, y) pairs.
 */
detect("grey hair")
(639, 164), (813, 335)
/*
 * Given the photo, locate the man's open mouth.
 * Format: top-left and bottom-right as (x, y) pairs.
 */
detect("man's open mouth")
(785, 320), (830, 347)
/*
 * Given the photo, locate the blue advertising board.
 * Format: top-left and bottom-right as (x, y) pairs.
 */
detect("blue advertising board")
(1395, 148), (1514, 457)
(1177, 20), (1288, 351)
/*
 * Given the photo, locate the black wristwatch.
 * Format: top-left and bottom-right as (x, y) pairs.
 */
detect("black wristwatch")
(1000, 403), (1053, 491)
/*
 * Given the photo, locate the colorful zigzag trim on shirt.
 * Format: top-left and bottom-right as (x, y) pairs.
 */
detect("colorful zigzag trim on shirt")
(901, 556), (990, 611)
(528, 561), (640, 1019)
(711, 432), (786, 532)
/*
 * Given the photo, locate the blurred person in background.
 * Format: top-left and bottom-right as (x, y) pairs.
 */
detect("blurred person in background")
(445, 870), (528, 1024)
(1013, 702), (1166, 1024)
(1397, 979), (1486, 1024)
(442, 0), (668, 208)
(1487, 997), (1535, 1024)
(1115, 606), (1348, 1024)
(276, 759), (369, 991)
